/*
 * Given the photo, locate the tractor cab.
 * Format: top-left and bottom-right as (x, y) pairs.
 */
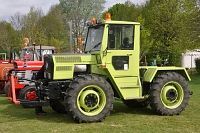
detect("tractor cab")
(83, 16), (141, 99)
(84, 16), (140, 76)
(20, 46), (55, 61)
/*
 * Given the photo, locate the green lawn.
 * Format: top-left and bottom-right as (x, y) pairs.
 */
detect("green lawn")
(0, 74), (200, 133)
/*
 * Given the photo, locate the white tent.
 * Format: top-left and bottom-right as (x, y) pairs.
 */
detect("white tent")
(182, 50), (200, 68)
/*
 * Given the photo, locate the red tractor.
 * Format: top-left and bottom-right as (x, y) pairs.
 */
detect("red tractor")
(0, 53), (17, 94)
(4, 45), (55, 108)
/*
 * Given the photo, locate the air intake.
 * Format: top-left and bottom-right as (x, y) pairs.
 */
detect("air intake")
(55, 56), (81, 63)
(56, 66), (72, 71)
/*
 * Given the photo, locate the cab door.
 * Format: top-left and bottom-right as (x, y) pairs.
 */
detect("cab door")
(105, 24), (141, 99)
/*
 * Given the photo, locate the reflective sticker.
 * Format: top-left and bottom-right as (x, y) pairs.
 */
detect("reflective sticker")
(124, 64), (128, 70)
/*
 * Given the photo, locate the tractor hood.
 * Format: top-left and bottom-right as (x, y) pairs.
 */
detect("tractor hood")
(52, 54), (97, 64)
(13, 60), (44, 71)
(44, 54), (97, 80)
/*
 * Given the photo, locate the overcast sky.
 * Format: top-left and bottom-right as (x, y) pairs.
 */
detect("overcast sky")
(0, 0), (144, 21)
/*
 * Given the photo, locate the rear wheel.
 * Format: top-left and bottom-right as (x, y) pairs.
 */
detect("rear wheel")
(19, 85), (37, 108)
(65, 74), (114, 123)
(149, 72), (190, 115)
(4, 81), (10, 97)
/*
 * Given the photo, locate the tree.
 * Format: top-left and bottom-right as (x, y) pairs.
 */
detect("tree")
(8, 6), (44, 54)
(9, 6), (45, 49)
(142, 0), (200, 59)
(9, 5), (70, 53)
(9, 12), (26, 53)
(37, 14), (68, 52)
(177, 0), (200, 51)
(59, 0), (106, 38)
(10, 12), (25, 31)
(137, 14), (153, 56)
(103, 0), (142, 21)
(0, 21), (19, 54)
(22, 6), (44, 44)
(48, 4), (64, 22)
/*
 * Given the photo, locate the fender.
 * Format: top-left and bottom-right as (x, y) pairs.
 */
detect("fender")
(141, 66), (191, 82)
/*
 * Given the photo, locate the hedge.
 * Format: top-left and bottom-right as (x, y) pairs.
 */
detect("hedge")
(195, 58), (200, 73)
(168, 53), (182, 67)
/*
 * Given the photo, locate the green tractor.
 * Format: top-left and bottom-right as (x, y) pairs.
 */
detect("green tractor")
(21, 14), (192, 123)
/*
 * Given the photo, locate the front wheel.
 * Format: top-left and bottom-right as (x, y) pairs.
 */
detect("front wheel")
(65, 74), (114, 123)
(149, 72), (191, 115)
(4, 81), (10, 97)
(50, 99), (66, 114)
(19, 85), (37, 108)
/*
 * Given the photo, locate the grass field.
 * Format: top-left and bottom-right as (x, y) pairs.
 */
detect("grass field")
(0, 74), (200, 133)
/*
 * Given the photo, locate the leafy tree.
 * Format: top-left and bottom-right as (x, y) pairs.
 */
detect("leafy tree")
(37, 14), (68, 52)
(178, 0), (200, 51)
(9, 5), (69, 53)
(59, 0), (106, 38)
(48, 4), (64, 22)
(8, 6), (45, 55)
(0, 21), (19, 54)
(137, 14), (153, 56)
(22, 6), (44, 44)
(103, 0), (142, 21)
(142, 0), (200, 60)
(9, 12), (26, 52)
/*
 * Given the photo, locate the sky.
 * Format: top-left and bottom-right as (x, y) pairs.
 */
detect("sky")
(0, 0), (144, 21)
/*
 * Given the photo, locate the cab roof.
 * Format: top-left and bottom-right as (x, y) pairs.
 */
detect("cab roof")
(22, 46), (55, 50)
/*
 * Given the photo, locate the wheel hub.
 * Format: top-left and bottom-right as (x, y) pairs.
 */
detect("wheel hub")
(162, 85), (178, 104)
(85, 94), (98, 107)
(26, 91), (36, 100)
(166, 89), (177, 101)
(79, 90), (100, 110)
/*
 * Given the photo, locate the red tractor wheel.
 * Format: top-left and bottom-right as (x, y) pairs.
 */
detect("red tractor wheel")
(4, 81), (10, 97)
(19, 85), (37, 108)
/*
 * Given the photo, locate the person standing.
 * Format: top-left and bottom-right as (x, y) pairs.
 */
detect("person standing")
(34, 66), (47, 116)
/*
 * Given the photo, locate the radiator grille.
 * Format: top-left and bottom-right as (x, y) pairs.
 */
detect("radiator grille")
(55, 56), (81, 63)
(56, 66), (72, 71)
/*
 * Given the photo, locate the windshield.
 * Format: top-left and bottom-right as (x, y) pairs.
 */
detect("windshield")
(35, 49), (53, 60)
(20, 49), (34, 61)
(84, 25), (104, 52)
(20, 49), (53, 61)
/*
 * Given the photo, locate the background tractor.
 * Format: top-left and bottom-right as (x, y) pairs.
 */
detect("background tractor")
(4, 45), (55, 108)
(20, 14), (192, 123)
(0, 53), (13, 94)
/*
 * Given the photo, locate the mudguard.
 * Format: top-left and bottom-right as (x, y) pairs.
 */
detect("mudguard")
(141, 66), (191, 82)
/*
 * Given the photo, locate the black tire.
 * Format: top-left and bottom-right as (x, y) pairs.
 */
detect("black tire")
(149, 72), (191, 115)
(64, 74), (114, 123)
(50, 99), (67, 114)
(19, 85), (37, 108)
(4, 81), (10, 97)
(122, 97), (149, 108)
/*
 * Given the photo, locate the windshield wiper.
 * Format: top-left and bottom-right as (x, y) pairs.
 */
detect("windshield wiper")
(87, 42), (102, 52)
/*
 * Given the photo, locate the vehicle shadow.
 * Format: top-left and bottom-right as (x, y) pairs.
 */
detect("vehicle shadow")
(111, 98), (156, 116)
(2, 104), (74, 124)
(2, 98), (155, 124)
